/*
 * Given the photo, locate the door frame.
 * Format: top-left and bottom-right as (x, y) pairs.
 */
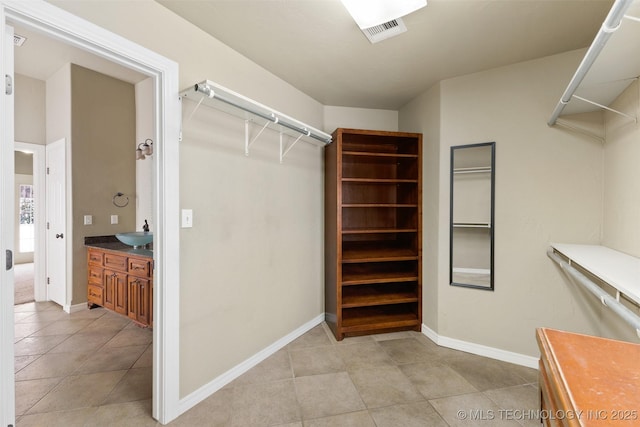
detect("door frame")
(0, 1), (181, 425)
(1, 21), (14, 426)
(14, 141), (46, 302)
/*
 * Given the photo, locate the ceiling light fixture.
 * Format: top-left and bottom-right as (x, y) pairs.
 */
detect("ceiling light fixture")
(340, 0), (427, 29)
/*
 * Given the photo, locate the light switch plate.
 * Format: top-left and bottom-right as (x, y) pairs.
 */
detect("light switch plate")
(111, 215), (118, 225)
(84, 215), (93, 225)
(181, 209), (193, 228)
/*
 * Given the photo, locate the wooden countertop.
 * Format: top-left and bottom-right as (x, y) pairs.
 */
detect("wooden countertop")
(537, 328), (640, 426)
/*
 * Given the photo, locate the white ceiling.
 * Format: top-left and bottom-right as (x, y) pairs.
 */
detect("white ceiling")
(13, 26), (147, 85)
(560, 1), (640, 115)
(157, 0), (614, 110)
(12, 1), (615, 112)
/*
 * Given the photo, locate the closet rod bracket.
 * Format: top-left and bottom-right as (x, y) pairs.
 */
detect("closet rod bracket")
(572, 95), (637, 122)
(280, 131), (305, 163)
(245, 119), (273, 156)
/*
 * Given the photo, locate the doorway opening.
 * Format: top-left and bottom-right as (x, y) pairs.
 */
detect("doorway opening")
(14, 141), (45, 306)
(1, 2), (181, 425)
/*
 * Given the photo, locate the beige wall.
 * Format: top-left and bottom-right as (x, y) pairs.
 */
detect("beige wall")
(46, 0), (640, 402)
(48, 0), (328, 397)
(602, 79), (640, 258)
(323, 105), (398, 133)
(46, 63), (71, 145)
(70, 64), (136, 304)
(15, 74), (46, 145)
(14, 152), (32, 175)
(399, 83), (441, 331)
(401, 49), (610, 357)
(135, 78), (154, 232)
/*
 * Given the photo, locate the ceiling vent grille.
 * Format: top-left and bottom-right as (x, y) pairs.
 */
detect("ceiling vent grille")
(13, 34), (26, 47)
(361, 18), (407, 44)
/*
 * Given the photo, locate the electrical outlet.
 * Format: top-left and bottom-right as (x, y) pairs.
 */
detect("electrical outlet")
(181, 209), (193, 228)
(84, 215), (93, 225)
(111, 215), (119, 225)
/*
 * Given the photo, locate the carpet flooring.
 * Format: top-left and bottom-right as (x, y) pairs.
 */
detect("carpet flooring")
(15, 262), (34, 305)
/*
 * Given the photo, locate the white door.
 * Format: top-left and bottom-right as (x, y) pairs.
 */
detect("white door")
(0, 23), (15, 426)
(45, 139), (66, 306)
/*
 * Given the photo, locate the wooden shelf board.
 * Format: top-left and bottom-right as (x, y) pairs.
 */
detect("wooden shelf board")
(342, 150), (418, 158)
(342, 292), (418, 308)
(342, 178), (418, 184)
(342, 246), (418, 263)
(341, 311), (420, 332)
(343, 204), (418, 208)
(342, 228), (417, 234)
(342, 274), (418, 286)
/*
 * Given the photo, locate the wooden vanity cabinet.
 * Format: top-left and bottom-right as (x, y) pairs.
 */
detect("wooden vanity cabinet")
(87, 247), (153, 327)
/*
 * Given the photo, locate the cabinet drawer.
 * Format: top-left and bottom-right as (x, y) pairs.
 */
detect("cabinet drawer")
(88, 284), (103, 305)
(128, 258), (151, 277)
(88, 250), (103, 266)
(104, 253), (127, 271)
(88, 266), (103, 285)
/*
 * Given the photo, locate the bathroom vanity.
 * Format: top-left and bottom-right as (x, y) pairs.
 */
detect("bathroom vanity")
(85, 236), (153, 327)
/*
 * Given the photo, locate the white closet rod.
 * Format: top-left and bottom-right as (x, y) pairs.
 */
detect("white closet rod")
(193, 81), (332, 144)
(547, 0), (636, 126)
(547, 249), (640, 338)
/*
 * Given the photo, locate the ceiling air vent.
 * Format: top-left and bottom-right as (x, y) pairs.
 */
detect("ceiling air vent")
(361, 18), (407, 44)
(13, 34), (26, 47)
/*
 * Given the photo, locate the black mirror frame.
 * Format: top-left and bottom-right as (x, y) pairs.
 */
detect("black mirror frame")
(449, 141), (495, 291)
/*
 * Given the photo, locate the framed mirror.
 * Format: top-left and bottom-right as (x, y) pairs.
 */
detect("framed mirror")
(450, 142), (495, 290)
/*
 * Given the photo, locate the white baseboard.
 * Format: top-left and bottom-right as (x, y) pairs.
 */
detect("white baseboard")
(63, 302), (87, 314)
(177, 313), (325, 416)
(422, 324), (539, 369)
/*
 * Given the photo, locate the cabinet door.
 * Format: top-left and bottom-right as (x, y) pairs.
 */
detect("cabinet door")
(136, 278), (151, 326)
(113, 272), (127, 315)
(103, 269), (116, 310)
(127, 275), (139, 321)
(127, 276), (151, 326)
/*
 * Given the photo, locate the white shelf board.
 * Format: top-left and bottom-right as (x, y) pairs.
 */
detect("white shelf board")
(551, 243), (640, 305)
(453, 222), (491, 228)
(453, 167), (492, 174)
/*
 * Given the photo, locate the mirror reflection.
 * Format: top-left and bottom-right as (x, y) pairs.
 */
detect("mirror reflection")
(450, 142), (495, 290)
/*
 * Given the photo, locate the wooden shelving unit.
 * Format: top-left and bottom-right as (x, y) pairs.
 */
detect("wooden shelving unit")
(325, 128), (422, 340)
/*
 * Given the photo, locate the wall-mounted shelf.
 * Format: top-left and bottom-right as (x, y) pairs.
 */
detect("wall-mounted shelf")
(180, 80), (332, 162)
(548, 0), (640, 125)
(549, 243), (640, 336)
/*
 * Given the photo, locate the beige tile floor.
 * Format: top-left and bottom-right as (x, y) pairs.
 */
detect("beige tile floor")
(15, 302), (540, 426)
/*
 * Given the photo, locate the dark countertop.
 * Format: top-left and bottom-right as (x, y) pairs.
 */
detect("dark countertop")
(84, 235), (153, 258)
